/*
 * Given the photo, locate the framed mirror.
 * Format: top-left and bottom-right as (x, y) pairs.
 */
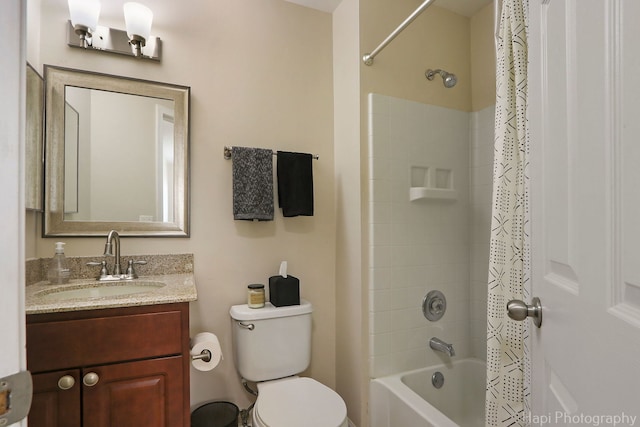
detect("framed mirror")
(44, 65), (190, 236)
(26, 63), (44, 211)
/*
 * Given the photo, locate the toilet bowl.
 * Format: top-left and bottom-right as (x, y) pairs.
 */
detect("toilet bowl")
(229, 300), (348, 427)
(252, 377), (347, 427)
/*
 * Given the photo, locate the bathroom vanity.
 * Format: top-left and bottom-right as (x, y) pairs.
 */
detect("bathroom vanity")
(27, 303), (189, 426)
(25, 267), (197, 427)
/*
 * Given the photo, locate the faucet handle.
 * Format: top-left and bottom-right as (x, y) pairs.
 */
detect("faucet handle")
(125, 259), (147, 279)
(86, 261), (109, 279)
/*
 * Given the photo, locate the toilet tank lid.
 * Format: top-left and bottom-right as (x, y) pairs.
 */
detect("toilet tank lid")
(229, 299), (312, 321)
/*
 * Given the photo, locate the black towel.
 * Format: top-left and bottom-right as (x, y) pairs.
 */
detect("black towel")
(277, 151), (314, 217)
(232, 146), (274, 221)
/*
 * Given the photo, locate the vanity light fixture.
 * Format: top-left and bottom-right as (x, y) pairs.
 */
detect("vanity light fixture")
(67, 0), (101, 48)
(123, 2), (153, 58)
(67, 0), (161, 61)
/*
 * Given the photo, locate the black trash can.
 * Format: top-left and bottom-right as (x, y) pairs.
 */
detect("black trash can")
(191, 401), (239, 427)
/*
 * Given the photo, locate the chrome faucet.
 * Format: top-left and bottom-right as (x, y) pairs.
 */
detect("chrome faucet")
(104, 230), (123, 275)
(429, 337), (455, 357)
(86, 230), (147, 281)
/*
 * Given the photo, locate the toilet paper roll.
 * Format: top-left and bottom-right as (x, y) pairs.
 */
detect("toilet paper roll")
(190, 332), (223, 372)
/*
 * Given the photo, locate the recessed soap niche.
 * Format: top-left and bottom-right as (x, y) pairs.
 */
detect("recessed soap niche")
(410, 165), (457, 201)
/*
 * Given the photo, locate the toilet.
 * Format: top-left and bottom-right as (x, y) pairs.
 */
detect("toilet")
(229, 300), (348, 427)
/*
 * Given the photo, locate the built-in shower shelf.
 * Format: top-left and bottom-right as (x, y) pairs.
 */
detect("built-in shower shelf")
(410, 165), (456, 201)
(409, 187), (457, 201)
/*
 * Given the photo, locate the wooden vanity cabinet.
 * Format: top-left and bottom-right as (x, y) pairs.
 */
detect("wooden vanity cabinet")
(27, 303), (190, 427)
(30, 369), (81, 427)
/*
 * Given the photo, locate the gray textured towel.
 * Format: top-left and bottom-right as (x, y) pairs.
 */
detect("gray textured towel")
(232, 146), (274, 221)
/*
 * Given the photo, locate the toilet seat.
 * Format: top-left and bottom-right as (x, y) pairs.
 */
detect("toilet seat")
(253, 377), (347, 427)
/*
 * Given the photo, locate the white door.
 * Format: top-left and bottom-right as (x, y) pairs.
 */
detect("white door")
(0, 0), (28, 425)
(529, 0), (640, 425)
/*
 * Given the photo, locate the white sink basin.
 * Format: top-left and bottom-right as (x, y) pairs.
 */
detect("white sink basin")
(37, 281), (166, 300)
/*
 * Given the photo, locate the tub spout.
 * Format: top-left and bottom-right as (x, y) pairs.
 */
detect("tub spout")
(429, 337), (455, 357)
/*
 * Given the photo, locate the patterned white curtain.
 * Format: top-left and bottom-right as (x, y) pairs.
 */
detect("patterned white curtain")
(485, 0), (530, 426)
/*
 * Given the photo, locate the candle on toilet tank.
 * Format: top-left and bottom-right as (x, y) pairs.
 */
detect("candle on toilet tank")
(247, 284), (265, 308)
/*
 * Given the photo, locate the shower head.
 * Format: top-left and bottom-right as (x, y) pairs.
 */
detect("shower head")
(425, 69), (457, 88)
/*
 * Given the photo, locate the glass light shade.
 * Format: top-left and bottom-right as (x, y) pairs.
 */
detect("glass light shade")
(123, 2), (153, 41)
(68, 0), (101, 32)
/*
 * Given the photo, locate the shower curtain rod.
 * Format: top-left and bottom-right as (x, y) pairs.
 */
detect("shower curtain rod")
(362, 0), (438, 66)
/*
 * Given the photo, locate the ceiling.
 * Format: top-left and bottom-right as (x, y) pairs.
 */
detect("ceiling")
(284, 0), (494, 17)
(437, 0), (493, 17)
(283, 0), (342, 13)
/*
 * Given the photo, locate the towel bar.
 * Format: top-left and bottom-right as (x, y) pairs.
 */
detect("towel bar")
(223, 146), (319, 161)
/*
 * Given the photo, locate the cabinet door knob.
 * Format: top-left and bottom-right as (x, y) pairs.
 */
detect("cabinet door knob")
(57, 375), (76, 390)
(82, 372), (99, 387)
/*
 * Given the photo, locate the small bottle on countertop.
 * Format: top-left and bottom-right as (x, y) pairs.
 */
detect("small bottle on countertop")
(47, 242), (70, 284)
(247, 284), (265, 308)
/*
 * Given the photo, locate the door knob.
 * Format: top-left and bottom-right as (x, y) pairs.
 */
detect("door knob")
(82, 372), (99, 387)
(507, 297), (542, 328)
(57, 375), (75, 390)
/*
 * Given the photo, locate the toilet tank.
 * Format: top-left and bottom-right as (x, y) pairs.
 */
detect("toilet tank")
(229, 300), (312, 382)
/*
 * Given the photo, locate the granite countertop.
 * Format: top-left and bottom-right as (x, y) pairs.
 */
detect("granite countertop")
(26, 273), (197, 315)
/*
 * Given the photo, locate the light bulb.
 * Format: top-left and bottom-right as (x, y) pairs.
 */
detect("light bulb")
(68, 0), (101, 32)
(123, 2), (153, 42)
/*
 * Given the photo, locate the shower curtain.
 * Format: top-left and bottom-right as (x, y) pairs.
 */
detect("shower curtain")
(485, 0), (530, 426)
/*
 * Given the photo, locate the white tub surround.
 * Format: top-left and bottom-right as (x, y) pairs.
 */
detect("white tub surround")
(368, 93), (471, 377)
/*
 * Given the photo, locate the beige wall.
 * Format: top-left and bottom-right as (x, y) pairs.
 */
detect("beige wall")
(333, 0), (365, 425)
(87, 91), (162, 221)
(361, 2), (472, 112)
(29, 0), (335, 411)
(471, 2), (496, 111)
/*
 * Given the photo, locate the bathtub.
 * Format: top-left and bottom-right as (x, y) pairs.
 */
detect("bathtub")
(370, 358), (486, 427)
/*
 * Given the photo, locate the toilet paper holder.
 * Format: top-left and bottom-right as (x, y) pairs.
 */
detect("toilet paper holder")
(191, 349), (212, 363)
(190, 332), (223, 371)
